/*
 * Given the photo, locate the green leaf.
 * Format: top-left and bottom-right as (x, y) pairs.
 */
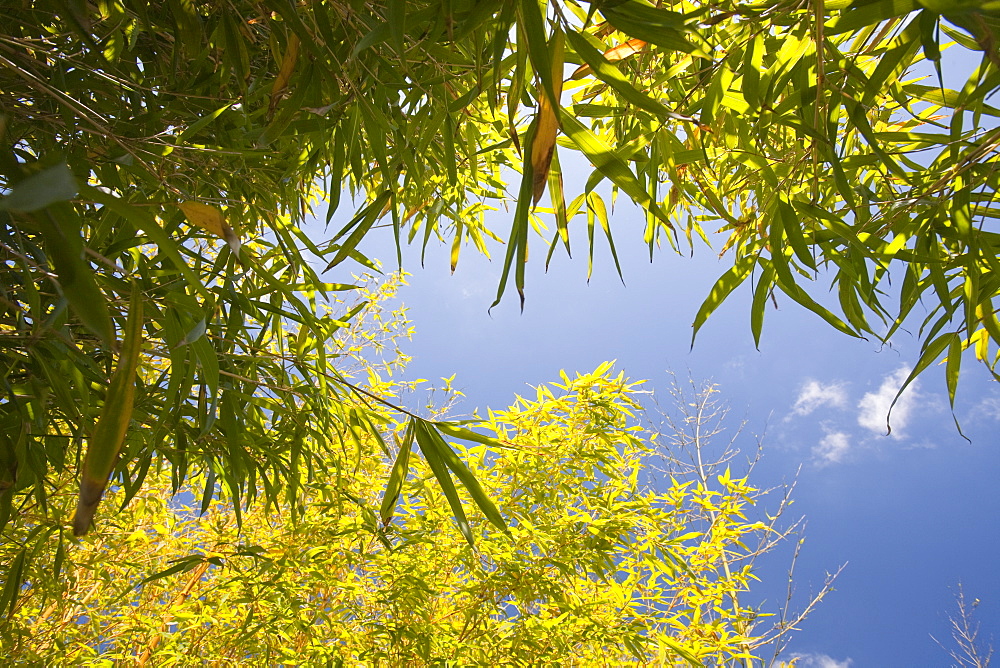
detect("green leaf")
(379, 421), (414, 526)
(590, 191), (624, 283)
(565, 30), (670, 119)
(599, 1), (703, 55)
(80, 185), (211, 300)
(137, 555), (206, 587)
(547, 149), (571, 260)
(692, 256), (756, 346)
(887, 331), (951, 435)
(414, 419), (474, 546)
(175, 318), (208, 348)
(434, 421), (507, 448)
(0, 163), (77, 212)
(0, 548), (26, 618)
(945, 332), (962, 411)
(828, 0), (920, 35)
(421, 421), (507, 535)
(774, 265), (863, 339)
(517, 0), (556, 107)
(176, 103), (235, 144)
(751, 263), (776, 348)
(559, 112), (671, 226)
(35, 203), (114, 346)
(74, 282), (144, 535)
(492, 118), (537, 311)
(778, 200), (817, 270)
(325, 191), (393, 271)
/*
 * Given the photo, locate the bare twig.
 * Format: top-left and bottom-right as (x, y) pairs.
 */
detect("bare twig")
(932, 583), (994, 668)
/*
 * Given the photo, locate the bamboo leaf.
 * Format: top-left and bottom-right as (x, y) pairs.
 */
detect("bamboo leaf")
(692, 256), (756, 346)
(566, 30), (669, 119)
(517, 0), (556, 109)
(548, 149), (571, 258)
(434, 421), (508, 448)
(177, 202), (241, 255)
(421, 421), (508, 534)
(74, 282), (144, 536)
(599, 1), (703, 55)
(530, 27), (565, 204)
(176, 103), (234, 144)
(559, 112), (671, 226)
(0, 163), (77, 212)
(492, 118), (537, 311)
(80, 186), (211, 300)
(571, 37), (646, 79)
(324, 191), (393, 271)
(945, 332), (962, 412)
(828, 0), (919, 35)
(137, 555), (206, 587)
(379, 420), (414, 525)
(887, 331), (951, 435)
(35, 203), (114, 346)
(269, 34), (300, 116)
(751, 263), (776, 348)
(414, 419), (474, 546)
(0, 548), (26, 618)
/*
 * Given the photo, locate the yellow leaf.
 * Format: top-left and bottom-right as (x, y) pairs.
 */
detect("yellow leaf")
(571, 38), (647, 79)
(269, 34), (300, 116)
(530, 29), (565, 205)
(177, 201), (241, 256)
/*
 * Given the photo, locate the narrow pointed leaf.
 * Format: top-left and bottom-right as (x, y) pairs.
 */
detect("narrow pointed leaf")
(692, 256), (756, 346)
(74, 282), (144, 536)
(414, 420), (474, 546)
(379, 420), (414, 525)
(530, 27), (564, 204)
(421, 421), (508, 534)
(559, 112), (671, 226)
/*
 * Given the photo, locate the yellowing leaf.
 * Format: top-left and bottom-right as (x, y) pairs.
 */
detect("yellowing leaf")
(73, 283), (144, 536)
(571, 37), (647, 79)
(177, 201), (242, 256)
(269, 33), (300, 116)
(530, 28), (565, 204)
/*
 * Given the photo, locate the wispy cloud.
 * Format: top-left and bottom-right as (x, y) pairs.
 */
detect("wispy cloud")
(785, 653), (853, 668)
(968, 395), (1000, 422)
(812, 430), (851, 466)
(857, 366), (918, 439)
(790, 380), (848, 417)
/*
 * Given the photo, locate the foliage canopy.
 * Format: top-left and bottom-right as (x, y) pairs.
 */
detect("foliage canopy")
(2, 0), (1000, 589)
(2, 354), (808, 665)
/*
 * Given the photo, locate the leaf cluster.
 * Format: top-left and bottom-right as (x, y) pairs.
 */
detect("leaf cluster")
(3, 0), (1000, 612)
(2, 364), (791, 666)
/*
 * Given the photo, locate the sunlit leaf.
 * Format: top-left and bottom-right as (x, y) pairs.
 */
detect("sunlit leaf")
(74, 282), (144, 535)
(177, 201), (242, 256)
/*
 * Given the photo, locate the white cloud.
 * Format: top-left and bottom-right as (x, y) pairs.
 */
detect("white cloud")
(857, 367), (919, 439)
(785, 653), (853, 668)
(790, 380), (848, 417)
(812, 430), (851, 466)
(969, 395), (1000, 422)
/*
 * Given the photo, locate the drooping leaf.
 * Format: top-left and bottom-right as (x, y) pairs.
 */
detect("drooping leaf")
(530, 27), (565, 204)
(691, 256), (756, 346)
(74, 281), (144, 536)
(379, 420), (414, 525)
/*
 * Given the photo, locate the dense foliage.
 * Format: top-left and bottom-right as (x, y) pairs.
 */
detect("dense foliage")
(2, 2), (999, 657)
(2, 356), (801, 665)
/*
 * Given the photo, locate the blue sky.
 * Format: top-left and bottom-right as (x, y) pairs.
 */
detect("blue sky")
(330, 205), (1000, 665)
